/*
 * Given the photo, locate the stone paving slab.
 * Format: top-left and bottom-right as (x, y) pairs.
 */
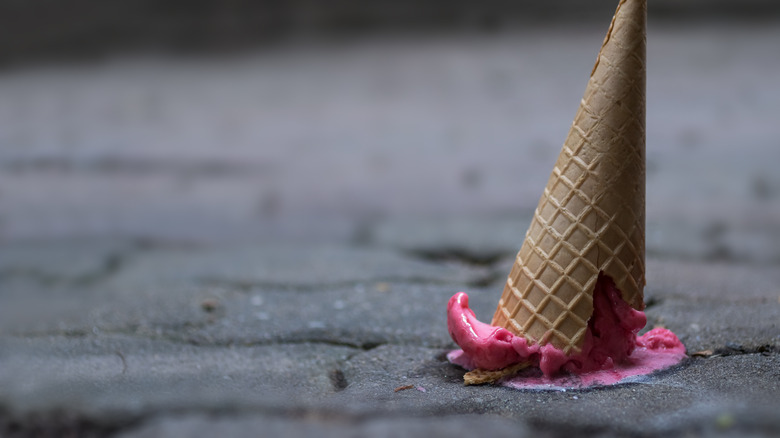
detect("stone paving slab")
(0, 335), (351, 415)
(100, 244), (490, 290)
(371, 215), (780, 267)
(2, 335), (778, 437)
(115, 410), (777, 438)
(117, 414), (531, 438)
(643, 260), (780, 353)
(14, 241), (777, 357)
(1, 241), (778, 436)
(0, 240), (131, 283)
(0, 243), (490, 337)
(2, 24), (779, 252)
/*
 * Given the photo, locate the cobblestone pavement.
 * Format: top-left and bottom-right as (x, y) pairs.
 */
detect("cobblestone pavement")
(1, 20), (779, 437)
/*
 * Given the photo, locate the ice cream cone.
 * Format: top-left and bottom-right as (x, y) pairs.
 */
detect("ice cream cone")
(491, 0), (647, 355)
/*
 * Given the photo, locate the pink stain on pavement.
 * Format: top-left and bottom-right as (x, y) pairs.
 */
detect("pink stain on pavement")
(446, 275), (686, 389)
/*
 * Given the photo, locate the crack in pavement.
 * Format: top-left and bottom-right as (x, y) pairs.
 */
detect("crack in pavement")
(0, 407), (139, 438)
(0, 251), (127, 288)
(2, 328), (445, 353)
(642, 293), (779, 305)
(0, 344), (777, 437)
(646, 248), (780, 267)
(7, 322), (775, 361)
(403, 248), (511, 267)
(196, 274), (497, 292)
(0, 156), (273, 178)
(0, 239), (210, 289)
(712, 343), (778, 357)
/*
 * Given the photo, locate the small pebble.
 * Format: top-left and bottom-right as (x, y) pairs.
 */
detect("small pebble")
(201, 298), (219, 312)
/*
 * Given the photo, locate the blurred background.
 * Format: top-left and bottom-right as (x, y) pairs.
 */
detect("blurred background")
(1, 0), (779, 262)
(1, 0), (778, 62)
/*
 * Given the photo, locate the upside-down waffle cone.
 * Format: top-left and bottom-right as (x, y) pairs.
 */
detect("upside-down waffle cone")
(491, 0), (646, 355)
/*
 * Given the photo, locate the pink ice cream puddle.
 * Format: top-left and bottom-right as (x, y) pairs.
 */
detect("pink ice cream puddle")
(447, 274), (686, 389)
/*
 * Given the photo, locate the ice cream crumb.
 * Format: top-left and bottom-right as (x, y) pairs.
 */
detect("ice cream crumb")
(394, 385), (415, 392)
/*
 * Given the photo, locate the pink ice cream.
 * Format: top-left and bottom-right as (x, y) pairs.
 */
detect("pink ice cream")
(447, 274), (686, 388)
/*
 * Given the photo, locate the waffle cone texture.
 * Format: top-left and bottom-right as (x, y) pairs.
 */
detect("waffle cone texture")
(491, 0), (647, 355)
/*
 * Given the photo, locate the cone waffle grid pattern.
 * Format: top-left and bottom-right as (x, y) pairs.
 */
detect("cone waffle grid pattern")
(492, 0), (646, 355)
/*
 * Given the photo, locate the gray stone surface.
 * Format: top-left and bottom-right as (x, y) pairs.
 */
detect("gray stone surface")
(2, 253), (779, 436)
(118, 414), (533, 438)
(2, 23), (779, 254)
(644, 260), (780, 353)
(1, 18), (780, 438)
(101, 244), (491, 289)
(0, 240), (131, 283)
